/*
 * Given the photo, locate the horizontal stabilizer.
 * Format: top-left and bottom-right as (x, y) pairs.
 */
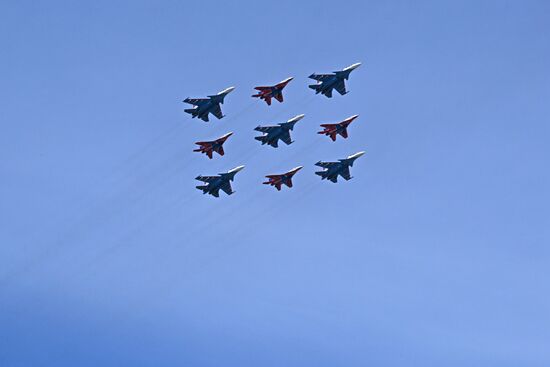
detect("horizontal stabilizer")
(184, 108), (198, 116)
(196, 185), (209, 194)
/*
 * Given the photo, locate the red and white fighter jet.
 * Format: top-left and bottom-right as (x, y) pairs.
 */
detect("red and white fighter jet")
(194, 132), (233, 159)
(263, 166), (303, 191)
(252, 77), (293, 106)
(318, 115), (359, 141)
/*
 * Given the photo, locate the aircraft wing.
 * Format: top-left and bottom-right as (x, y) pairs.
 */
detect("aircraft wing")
(254, 86), (271, 91)
(274, 93), (284, 103)
(254, 125), (278, 133)
(328, 175), (338, 183)
(183, 98), (209, 105)
(340, 166), (352, 180)
(211, 188), (220, 197)
(195, 175), (219, 182)
(264, 175), (283, 190)
(315, 161), (338, 168)
(309, 73), (333, 81)
(220, 181), (233, 195)
(194, 141), (212, 147)
(280, 130), (292, 145)
(210, 104), (224, 119)
(334, 80), (347, 95)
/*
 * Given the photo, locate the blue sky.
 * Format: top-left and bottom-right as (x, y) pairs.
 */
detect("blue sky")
(1, 1), (549, 366)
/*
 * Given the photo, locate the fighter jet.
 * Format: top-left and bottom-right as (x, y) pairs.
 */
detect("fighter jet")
(308, 63), (361, 98)
(318, 115), (359, 141)
(195, 165), (245, 197)
(183, 86), (235, 122)
(252, 77), (293, 106)
(254, 114), (305, 148)
(263, 166), (303, 191)
(315, 151), (365, 183)
(194, 132), (233, 159)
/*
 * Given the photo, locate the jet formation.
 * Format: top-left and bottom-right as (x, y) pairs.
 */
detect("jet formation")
(185, 63), (365, 197)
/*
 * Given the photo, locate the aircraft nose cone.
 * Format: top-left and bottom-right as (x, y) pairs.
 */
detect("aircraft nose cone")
(294, 166), (303, 172)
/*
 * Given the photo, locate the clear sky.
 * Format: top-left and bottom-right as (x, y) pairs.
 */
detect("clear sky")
(1, 1), (549, 366)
